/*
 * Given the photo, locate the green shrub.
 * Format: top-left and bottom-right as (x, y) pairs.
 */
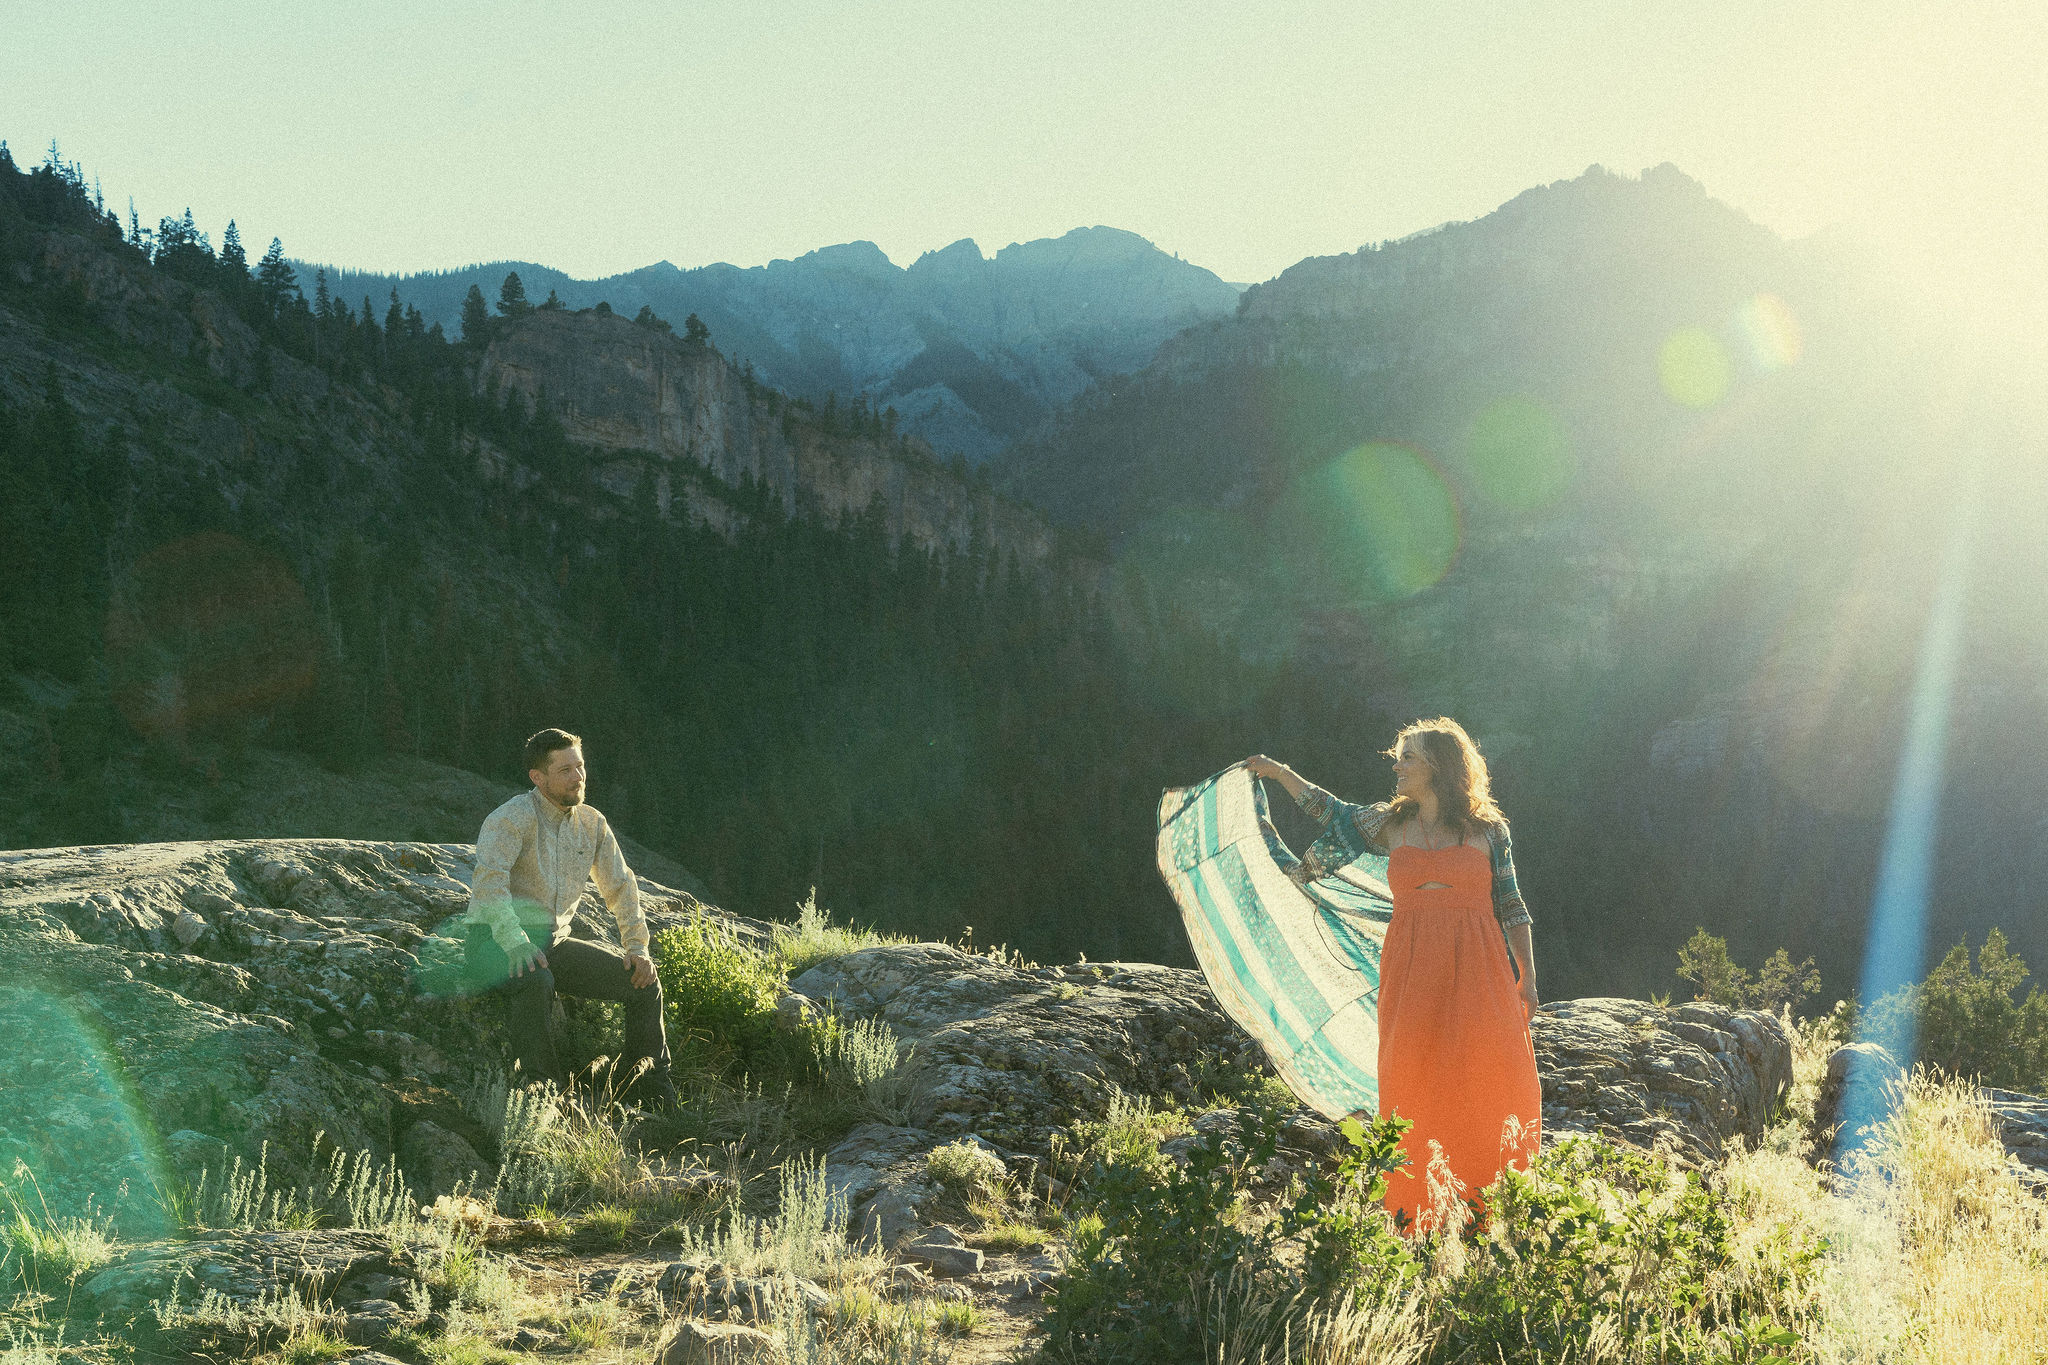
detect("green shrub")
(1435, 1137), (1820, 1361)
(174, 1136), (418, 1235)
(1, 1170), (116, 1289)
(656, 914), (807, 1076)
(1862, 929), (2048, 1092)
(1677, 929), (1823, 1016)
(815, 1016), (923, 1124)
(1043, 1103), (1415, 1361)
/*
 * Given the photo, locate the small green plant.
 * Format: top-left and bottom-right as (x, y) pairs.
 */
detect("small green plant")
(675, 1154), (852, 1281)
(2, 1165), (116, 1290)
(419, 1230), (523, 1325)
(0, 1326), (64, 1365)
(1434, 1136), (1824, 1361)
(966, 1208), (1052, 1253)
(464, 1072), (632, 1215)
(773, 890), (901, 979)
(274, 1325), (352, 1365)
(656, 913), (807, 1075)
(931, 1299), (976, 1335)
(149, 1282), (333, 1338)
(569, 1202), (637, 1250)
(816, 1016), (925, 1124)
(925, 1141), (1005, 1200)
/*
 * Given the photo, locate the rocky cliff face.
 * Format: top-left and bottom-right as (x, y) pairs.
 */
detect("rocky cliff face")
(479, 310), (1056, 567)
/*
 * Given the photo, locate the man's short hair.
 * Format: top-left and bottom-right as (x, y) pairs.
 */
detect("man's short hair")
(524, 728), (582, 776)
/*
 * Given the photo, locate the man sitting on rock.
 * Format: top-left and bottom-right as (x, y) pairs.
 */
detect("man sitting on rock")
(466, 727), (677, 1109)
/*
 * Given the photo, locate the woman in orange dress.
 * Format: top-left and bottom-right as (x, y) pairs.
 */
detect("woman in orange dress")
(1246, 717), (1542, 1231)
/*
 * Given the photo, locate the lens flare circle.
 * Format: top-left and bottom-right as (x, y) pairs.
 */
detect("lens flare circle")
(1463, 397), (1576, 509)
(1738, 293), (1803, 371)
(1282, 443), (1460, 606)
(1658, 328), (1733, 408)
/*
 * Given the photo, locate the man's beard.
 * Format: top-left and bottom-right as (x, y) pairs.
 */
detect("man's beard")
(555, 786), (585, 808)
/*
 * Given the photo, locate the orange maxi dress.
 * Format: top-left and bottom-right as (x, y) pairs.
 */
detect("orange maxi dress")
(1376, 843), (1542, 1230)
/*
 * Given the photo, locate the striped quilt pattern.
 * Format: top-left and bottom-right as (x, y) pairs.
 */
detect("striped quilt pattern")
(1157, 764), (1393, 1120)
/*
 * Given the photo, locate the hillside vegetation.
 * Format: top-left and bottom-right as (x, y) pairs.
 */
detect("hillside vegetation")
(0, 143), (1373, 969)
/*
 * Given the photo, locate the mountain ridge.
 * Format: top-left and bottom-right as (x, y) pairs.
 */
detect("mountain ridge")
(303, 225), (1242, 463)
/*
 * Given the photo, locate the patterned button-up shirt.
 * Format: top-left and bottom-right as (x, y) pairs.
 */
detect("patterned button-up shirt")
(1287, 781), (1533, 929)
(468, 790), (650, 956)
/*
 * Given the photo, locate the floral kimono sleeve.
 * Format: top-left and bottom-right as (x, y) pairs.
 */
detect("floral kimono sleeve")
(1488, 823), (1533, 928)
(1286, 782), (1394, 886)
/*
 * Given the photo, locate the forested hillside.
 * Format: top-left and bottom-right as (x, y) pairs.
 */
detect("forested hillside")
(0, 144), (1371, 971)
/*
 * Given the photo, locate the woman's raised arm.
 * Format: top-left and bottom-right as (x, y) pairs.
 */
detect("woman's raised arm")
(1244, 754), (1314, 806)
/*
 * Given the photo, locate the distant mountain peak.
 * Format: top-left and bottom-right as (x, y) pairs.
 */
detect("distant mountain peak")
(908, 238), (988, 273)
(794, 240), (898, 274)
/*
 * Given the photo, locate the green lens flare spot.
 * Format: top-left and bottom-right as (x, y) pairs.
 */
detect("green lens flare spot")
(1284, 443), (1460, 605)
(1464, 397), (1576, 508)
(1659, 327), (1732, 408)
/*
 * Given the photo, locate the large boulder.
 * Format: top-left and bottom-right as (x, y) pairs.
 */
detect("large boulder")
(792, 944), (1265, 1154)
(0, 838), (746, 1223)
(1537, 998), (1793, 1165)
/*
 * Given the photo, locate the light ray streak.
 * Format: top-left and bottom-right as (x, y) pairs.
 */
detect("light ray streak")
(1836, 481), (1977, 1158)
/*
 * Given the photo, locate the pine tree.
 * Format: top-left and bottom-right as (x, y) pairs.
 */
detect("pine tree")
(496, 271), (531, 317)
(257, 238), (296, 314)
(384, 288), (403, 338)
(540, 288), (565, 311)
(219, 220), (247, 278)
(684, 313), (710, 347)
(313, 268), (330, 316)
(460, 284), (491, 343)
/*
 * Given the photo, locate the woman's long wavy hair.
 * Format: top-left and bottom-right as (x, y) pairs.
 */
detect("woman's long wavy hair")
(1384, 717), (1505, 835)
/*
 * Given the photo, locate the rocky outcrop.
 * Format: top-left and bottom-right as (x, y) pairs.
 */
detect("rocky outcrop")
(792, 945), (1264, 1157)
(796, 946), (1796, 1195)
(4, 835), (1795, 1237)
(479, 310), (1058, 567)
(1987, 1090), (2048, 1186)
(1535, 998), (1793, 1166)
(0, 838), (754, 1224)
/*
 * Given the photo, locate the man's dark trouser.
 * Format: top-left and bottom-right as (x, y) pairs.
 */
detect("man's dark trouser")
(467, 927), (671, 1094)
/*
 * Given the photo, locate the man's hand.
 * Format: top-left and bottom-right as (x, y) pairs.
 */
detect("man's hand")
(625, 951), (656, 990)
(1245, 754), (1281, 779)
(508, 941), (549, 978)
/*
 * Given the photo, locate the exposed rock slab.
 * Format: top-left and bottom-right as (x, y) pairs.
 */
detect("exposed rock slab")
(1984, 1089), (2048, 1186)
(81, 1228), (401, 1315)
(0, 838), (751, 1219)
(1535, 998), (1793, 1165)
(793, 945), (1264, 1154)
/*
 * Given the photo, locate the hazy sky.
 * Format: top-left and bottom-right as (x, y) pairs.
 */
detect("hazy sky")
(6, 1), (2042, 307)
